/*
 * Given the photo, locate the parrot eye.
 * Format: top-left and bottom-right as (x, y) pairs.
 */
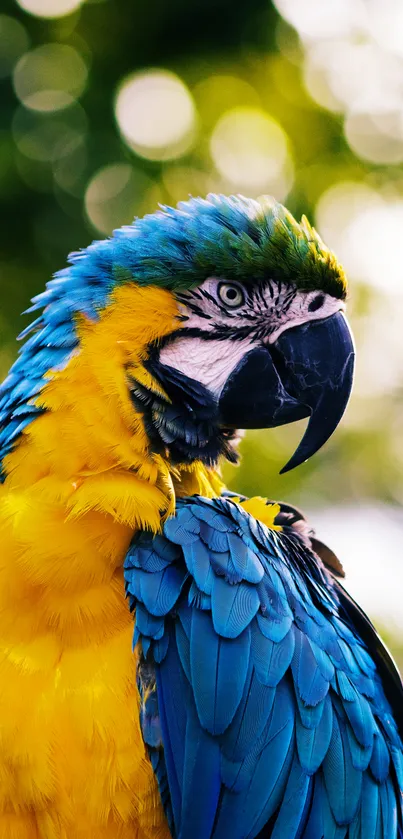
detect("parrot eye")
(217, 282), (245, 309)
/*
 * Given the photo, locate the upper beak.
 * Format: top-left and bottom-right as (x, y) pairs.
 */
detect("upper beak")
(219, 311), (355, 473)
(273, 311), (355, 472)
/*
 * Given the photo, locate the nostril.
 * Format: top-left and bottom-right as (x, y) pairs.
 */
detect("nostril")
(308, 294), (325, 313)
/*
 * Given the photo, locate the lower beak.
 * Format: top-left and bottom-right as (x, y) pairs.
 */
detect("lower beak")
(219, 311), (355, 473)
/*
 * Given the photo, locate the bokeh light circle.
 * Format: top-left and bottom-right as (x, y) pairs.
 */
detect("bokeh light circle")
(193, 75), (260, 128)
(367, 0), (403, 57)
(316, 181), (403, 291)
(114, 70), (197, 161)
(12, 103), (87, 163)
(162, 165), (217, 205)
(16, 0), (84, 18)
(84, 163), (162, 234)
(316, 182), (403, 400)
(210, 107), (293, 196)
(303, 40), (403, 116)
(0, 15), (29, 79)
(13, 44), (88, 112)
(272, 0), (365, 41)
(344, 108), (403, 164)
(303, 43), (345, 113)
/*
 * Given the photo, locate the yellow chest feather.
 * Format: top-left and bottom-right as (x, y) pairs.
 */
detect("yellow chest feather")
(0, 486), (170, 839)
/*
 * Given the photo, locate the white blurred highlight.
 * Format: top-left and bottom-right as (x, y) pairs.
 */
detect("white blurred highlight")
(316, 182), (403, 399)
(273, 0), (365, 42)
(114, 70), (197, 161)
(16, 0), (85, 17)
(274, 0), (403, 165)
(13, 44), (88, 112)
(84, 163), (162, 235)
(313, 505), (403, 632)
(316, 182), (403, 292)
(367, 0), (403, 57)
(210, 107), (293, 198)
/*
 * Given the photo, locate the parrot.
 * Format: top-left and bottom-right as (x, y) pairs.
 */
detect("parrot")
(0, 192), (402, 839)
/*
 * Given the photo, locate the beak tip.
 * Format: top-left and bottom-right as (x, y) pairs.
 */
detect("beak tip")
(279, 454), (306, 475)
(275, 313), (355, 476)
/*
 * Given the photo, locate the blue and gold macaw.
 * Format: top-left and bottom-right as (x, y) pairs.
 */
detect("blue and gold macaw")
(0, 194), (402, 839)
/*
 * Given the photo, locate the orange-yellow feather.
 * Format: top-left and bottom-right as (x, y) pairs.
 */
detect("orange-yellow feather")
(0, 284), (221, 838)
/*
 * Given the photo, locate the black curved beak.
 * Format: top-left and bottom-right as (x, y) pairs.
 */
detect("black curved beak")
(274, 312), (355, 472)
(219, 311), (355, 473)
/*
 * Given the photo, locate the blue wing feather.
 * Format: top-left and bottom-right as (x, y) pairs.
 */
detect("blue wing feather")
(292, 628), (330, 706)
(215, 677), (295, 838)
(269, 754), (312, 839)
(124, 495), (403, 839)
(155, 624), (193, 833)
(175, 617), (191, 682)
(346, 723), (373, 771)
(211, 574), (260, 638)
(380, 777), (398, 838)
(219, 660), (276, 763)
(183, 540), (214, 594)
(296, 693), (333, 775)
(179, 702), (221, 839)
(226, 532), (264, 584)
(190, 608), (251, 735)
(256, 605), (293, 642)
(155, 674), (183, 830)
(340, 686), (375, 749)
(302, 772), (348, 839)
(323, 713), (363, 824)
(251, 621), (295, 687)
(359, 772), (380, 839)
(370, 727), (391, 783)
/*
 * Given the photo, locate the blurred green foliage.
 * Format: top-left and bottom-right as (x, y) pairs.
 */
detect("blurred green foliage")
(378, 627), (403, 675)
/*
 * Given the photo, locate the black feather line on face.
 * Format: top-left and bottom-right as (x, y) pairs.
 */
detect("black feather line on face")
(282, 288), (297, 314)
(185, 302), (212, 319)
(245, 284), (255, 306)
(257, 284), (269, 309)
(156, 327), (223, 350)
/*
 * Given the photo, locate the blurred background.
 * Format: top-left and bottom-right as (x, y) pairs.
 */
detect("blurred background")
(1, 0), (403, 664)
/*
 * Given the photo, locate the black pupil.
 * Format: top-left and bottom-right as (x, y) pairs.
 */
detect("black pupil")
(226, 287), (238, 300)
(308, 294), (325, 312)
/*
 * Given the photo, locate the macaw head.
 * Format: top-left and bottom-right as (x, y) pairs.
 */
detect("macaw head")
(0, 194), (354, 478)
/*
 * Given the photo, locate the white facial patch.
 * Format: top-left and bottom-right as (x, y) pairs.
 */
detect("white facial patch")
(158, 277), (345, 398)
(159, 336), (258, 398)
